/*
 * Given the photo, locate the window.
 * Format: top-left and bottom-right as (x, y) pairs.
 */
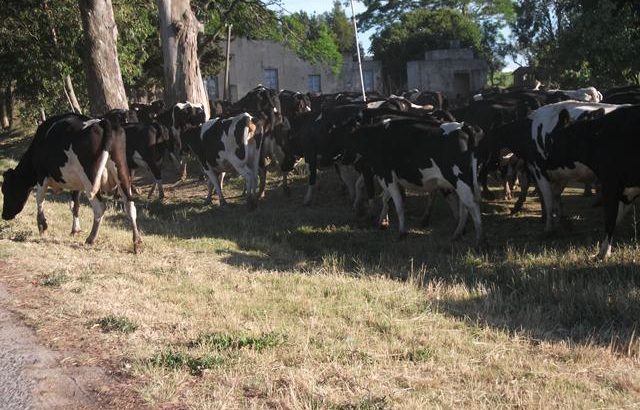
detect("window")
(363, 70), (374, 92)
(263, 68), (279, 90)
(308, 75), (321, 93)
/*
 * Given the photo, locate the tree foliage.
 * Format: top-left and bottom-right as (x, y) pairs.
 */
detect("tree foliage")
(371, 8), (484, 90)
(324, 1), (356, 54)
(511, 0), (640, 87)
(363, 0), (515, 90)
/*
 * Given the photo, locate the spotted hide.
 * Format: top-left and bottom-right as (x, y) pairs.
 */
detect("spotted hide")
(344, 118), (483, 244)
(180, 113), (261, 208)
(545, 105), (640, 259)
(528, 101), (624, 231)
(1, 113), (142, 252)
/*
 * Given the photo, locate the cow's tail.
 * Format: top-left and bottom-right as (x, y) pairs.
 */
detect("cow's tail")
(88, 119), (114, 200)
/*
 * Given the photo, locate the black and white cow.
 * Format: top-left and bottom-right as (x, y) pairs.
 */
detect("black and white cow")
(179, 113), (262, 208)
(1, 113), (142, 252)
(343, 118), (483, 243)
(545, 105), (640, 258)
(528, 101), (624, 231)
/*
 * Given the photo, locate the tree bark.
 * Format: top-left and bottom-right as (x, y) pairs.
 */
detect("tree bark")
(157, 0), (210, 119)
(78, 0), (129, 115)
(7, 82), (15, 129)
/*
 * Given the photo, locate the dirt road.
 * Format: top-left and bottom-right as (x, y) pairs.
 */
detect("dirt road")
(0, 286), (107, 410)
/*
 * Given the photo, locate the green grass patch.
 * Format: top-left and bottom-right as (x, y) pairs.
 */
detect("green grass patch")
(190, 331), (284, 351)
(147, 350), (224, 375)
(90, 315), (138, 334)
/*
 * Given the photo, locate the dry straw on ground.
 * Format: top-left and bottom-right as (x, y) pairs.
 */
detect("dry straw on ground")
(1, 128), (639, 409)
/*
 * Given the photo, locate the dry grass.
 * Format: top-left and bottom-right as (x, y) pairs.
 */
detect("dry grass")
(1, 127), (640, 409)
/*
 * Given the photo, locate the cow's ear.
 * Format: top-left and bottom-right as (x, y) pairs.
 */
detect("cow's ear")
(557, 109), (571, 129)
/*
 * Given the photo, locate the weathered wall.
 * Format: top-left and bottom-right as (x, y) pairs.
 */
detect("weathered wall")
(205, 37), (384, 101)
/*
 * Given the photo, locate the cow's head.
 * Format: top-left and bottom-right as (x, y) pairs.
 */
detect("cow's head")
(2, 168), (31, 220)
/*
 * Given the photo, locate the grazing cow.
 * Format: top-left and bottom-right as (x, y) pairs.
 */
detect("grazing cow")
(278, 90), (311, 119)
(1, 113), (142, 252)
(124, 122), (178, 200)
(343, 118), (483, 243)
(179, 113), (262, 208)
(130, 101), (165, 123)
(545, 105), (640, 258)
(528, 101), (624, 231)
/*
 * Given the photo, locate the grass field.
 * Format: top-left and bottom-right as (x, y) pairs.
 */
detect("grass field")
(1, 127), (640, 409)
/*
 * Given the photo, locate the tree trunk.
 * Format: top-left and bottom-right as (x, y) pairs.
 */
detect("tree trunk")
(78, 0), (128, 115)
(157, 0), (210, 119)
(1, 91), (9, 129)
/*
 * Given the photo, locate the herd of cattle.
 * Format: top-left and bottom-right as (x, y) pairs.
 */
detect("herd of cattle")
(2, 84), (640, 259)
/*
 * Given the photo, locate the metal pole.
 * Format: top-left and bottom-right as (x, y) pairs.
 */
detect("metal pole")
(349, 0), (366, 102)
(224, 24), (233, 101)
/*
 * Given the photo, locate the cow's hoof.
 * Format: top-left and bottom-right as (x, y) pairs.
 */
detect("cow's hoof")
(204, 197), (213, 205)
(70, 230), (81, 236)
(85, 238), (95, 245)
(303, 200), (312, 207)
(38, 224), (48, 235)
(583, 190), (594, 197)
(378, 219), (390, 230)
(133, 240), (143, 254)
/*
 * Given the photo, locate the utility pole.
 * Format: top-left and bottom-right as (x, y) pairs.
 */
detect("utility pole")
(224, 23), (233, 101)
(349, 0), (366, 102)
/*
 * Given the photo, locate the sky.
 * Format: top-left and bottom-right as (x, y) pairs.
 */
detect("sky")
(273, 0), (519, 71)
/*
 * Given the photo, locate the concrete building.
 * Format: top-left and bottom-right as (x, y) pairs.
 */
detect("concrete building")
(204, 37), (383, 101)
(406, 48), (488, 101)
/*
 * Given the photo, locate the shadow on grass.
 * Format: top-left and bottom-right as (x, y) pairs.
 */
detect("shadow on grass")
(2, 130), (639, 355)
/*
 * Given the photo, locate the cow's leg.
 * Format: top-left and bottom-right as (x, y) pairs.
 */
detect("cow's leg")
(452, 202), (469, 241)
(304, 156), (317, 206)
(511, 170), (529, 214)
(536, 174), (555, 232)
(130, 169), (140, 195)
(377, 182), (391, 229)
(454, 181), (483, 244)
(36, 179), (49, 234)
(258, 165), (267, 199)
(111, 161), (142, 253)
(336, 164), (358, 202)
(353, 174), (366, 215)
(147, 162), (164, 200)
(386, 178), (407, 237)
(69, 191), (81, 235)
(583, 182), (593, 197)
(597, 188), (620, 260)
(551, 179), (568, 225)
(235, 165), (258, 209)
(85, 197), (106, 245)
(479, 166), (494, 199)
(204, 168), (226, 206)
(219, 172), (226, 194)
(444, 191), (460, 222)
(282, 172), (290, 196)
(420, 192), (436, 227)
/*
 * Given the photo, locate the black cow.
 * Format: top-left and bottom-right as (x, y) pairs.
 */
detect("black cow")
(1, 113), (142, 252)
(343, 118), (483, 242)
(546, 105), (640, 259)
